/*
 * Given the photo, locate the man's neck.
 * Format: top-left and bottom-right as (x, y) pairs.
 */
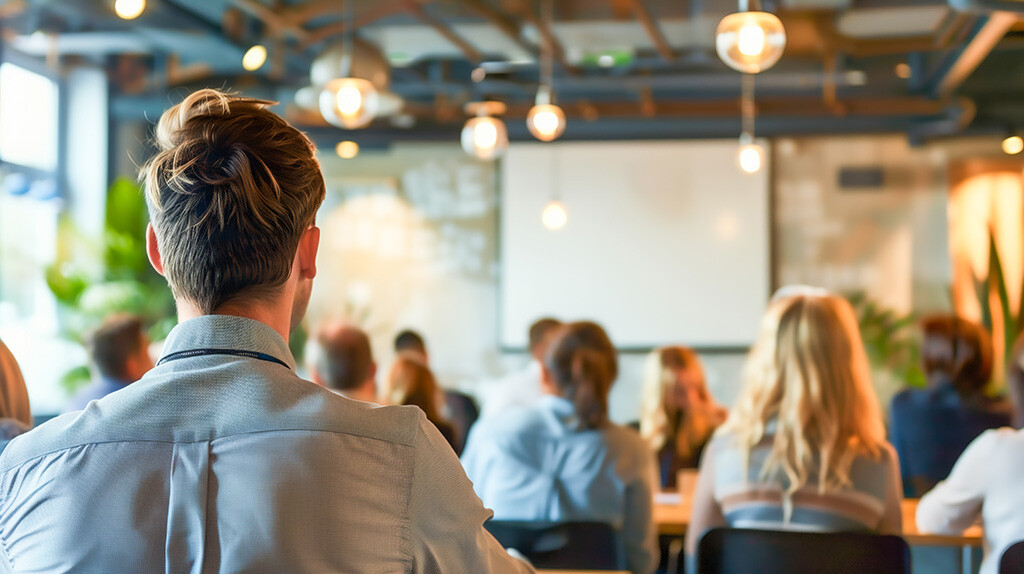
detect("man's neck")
(176, 297), (293, 343)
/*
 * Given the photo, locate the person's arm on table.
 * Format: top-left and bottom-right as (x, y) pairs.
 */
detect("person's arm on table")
(407, 412), (534, 573)
(877, 442), (904, 534)
(916, 430), (998, 535)
(622, 448), (659, 574)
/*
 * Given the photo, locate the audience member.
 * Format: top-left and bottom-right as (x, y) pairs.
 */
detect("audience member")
(0, 338), (31, 449)
(386, 353), (457, 451)
(0, 89), (531, 573)
(395, 328), (480, 454)
(890, 315), (1011, 497)
(686, 291), (902, 560)
(63, 313), (154, 413)
(639, 346), (726, 488)
(916, 334), (1024, 574)
(310, 323), (378, 403)
(478, 317), (563, 418)
(462, 321), (659, 574)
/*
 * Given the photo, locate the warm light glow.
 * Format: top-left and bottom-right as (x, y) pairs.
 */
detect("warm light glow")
(319, 78), (379, 129)
(335, 141), (359, 159)
(1002, 135), (1023, 155)
(542, 201), (568, 230)
(527, 104), (566, 142)
(473, 121), (498, 150)
(461, 116), (508, 160)
(336, 85), (363, 116)
(114, 0), (145, 19)
(738, 143), (764, 173)
(895, 62), (912, 79)
(737, 24), (766, 56)
(716, 11), (786, 74)
(242, 45), (267, 71)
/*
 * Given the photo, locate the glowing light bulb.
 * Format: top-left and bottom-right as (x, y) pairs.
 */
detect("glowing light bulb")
(527, 104), (566, 142)
(336, 85), (363, 116)
(738, 143), (764, 174)
(542, 201), (568, 230)
(335, 141), (359, 159)
(114, 0), (145, 19)
(242, 45), (267, 71)
(460, 116), (508, 160)
(737, 24), (766, 56)
(1002, 135), (1023, 155)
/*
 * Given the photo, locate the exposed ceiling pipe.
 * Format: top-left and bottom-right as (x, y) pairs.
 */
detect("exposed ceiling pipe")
(934, 11), (1019, 97)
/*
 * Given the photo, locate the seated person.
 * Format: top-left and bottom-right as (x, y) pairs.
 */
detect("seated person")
(0, 338), (31, 448)
(890, 315), (1011, 497)
(310, 323), (378, 403)
(917, 333), (1024, 574)
(477, 318), (562, 418)
(461, 321), (658, 574)
(386, 353), (457, 451)
(639, 346), (726, 488)
(686, 290), (902, 560)
(64, 313), (154, 412)
(395, 328), (479, 454)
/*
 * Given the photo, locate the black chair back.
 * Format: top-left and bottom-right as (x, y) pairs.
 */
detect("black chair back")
(697, 528), (910, 574)
(1000, 540), (1024, 574)
(484, 520), (621, 570)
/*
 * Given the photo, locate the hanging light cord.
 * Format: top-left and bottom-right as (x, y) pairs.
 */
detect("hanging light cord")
(541, 0), (553, 91)
(340, 0), (353, 77)
(741, 73), (755, 138)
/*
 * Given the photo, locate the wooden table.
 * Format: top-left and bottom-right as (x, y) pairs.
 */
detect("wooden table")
(652, 495), (982, 547)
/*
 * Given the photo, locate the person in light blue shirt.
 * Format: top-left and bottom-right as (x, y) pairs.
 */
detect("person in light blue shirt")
(461, 321), (659, 574)
(63, 313), (154, 413)
(0, 89), (532, 574)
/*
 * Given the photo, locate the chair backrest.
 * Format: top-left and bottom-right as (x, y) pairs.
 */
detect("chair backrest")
(999, 540), (1024, 574)
(697, 528), (910, 574)
(484, 520), (621, 570)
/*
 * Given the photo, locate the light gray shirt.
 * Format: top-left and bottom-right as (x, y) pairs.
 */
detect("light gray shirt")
(0, 315), (532, 574)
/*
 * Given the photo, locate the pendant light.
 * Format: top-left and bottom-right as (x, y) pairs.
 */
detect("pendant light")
(527, 0), (566, 142)
(461, 101), (509, 161)
(319, 0), (379, 129)
(716, 0), (786, 74)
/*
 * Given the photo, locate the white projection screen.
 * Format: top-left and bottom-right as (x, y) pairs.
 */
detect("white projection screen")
(499, 140), (771, 350)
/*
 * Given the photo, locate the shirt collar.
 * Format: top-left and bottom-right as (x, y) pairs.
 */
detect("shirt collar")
(159, 315), (296, 371)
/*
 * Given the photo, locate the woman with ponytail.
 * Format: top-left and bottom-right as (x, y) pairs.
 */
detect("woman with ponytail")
(461, 321), (658, 574)
(685, 290), (903, 559)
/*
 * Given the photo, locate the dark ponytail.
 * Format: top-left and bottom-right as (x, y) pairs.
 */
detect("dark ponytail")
(546, 322), (618, 429)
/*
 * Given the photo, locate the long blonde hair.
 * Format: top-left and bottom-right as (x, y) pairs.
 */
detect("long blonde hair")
(720, 293), (886, 496)
(640, 347), (722, 461)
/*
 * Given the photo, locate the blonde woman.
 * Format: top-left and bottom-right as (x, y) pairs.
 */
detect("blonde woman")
(385, 353), (458, 452)
(685, 291), (903, 557)
(640, 347), (726, 488)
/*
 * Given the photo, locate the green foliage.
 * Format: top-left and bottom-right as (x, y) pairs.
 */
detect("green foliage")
(45, 177), (176, 394)
(847, 291), (926, 388)
(973, 230), (1024, 386)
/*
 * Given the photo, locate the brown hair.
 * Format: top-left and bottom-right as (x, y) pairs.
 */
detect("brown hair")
(544, 321), (618, 429)
(0, 338), (31, 426)
(920, 315), (992, 397)
(316, 325), (374, 392)
(88, 314), (146, 380)
(141, 89), (325, 313)
(386, 353), (446, 425)
(528, 317), (562, 354)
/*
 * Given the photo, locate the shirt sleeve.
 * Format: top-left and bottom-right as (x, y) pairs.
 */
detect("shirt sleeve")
(916, 429), (999, 535)
(622, 446), (659, 574)
(407, 412), (534, 574)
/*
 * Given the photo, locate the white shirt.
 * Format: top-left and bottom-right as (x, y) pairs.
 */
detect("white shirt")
(477, 361), (545, 419)
(917, 427), (1024, 574)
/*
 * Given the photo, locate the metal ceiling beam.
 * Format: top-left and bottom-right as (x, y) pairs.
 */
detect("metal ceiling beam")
(401, 0), (483, 62)
(936, 11), (1019, 97)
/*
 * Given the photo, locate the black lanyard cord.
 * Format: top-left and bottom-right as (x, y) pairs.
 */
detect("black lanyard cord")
(157, 348), (291, 370)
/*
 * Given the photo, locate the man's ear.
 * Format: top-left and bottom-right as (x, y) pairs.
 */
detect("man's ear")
(297, 226), (320, 279)
(146, 224), (165, 276)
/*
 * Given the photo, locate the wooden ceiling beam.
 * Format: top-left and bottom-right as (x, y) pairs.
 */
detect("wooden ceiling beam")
(401, 0), (483, 63)
(628, 0), (675, 62)
(457, 0), (537, 58)
(296, 4), (407, 51)
(515, 0), (576, 75)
